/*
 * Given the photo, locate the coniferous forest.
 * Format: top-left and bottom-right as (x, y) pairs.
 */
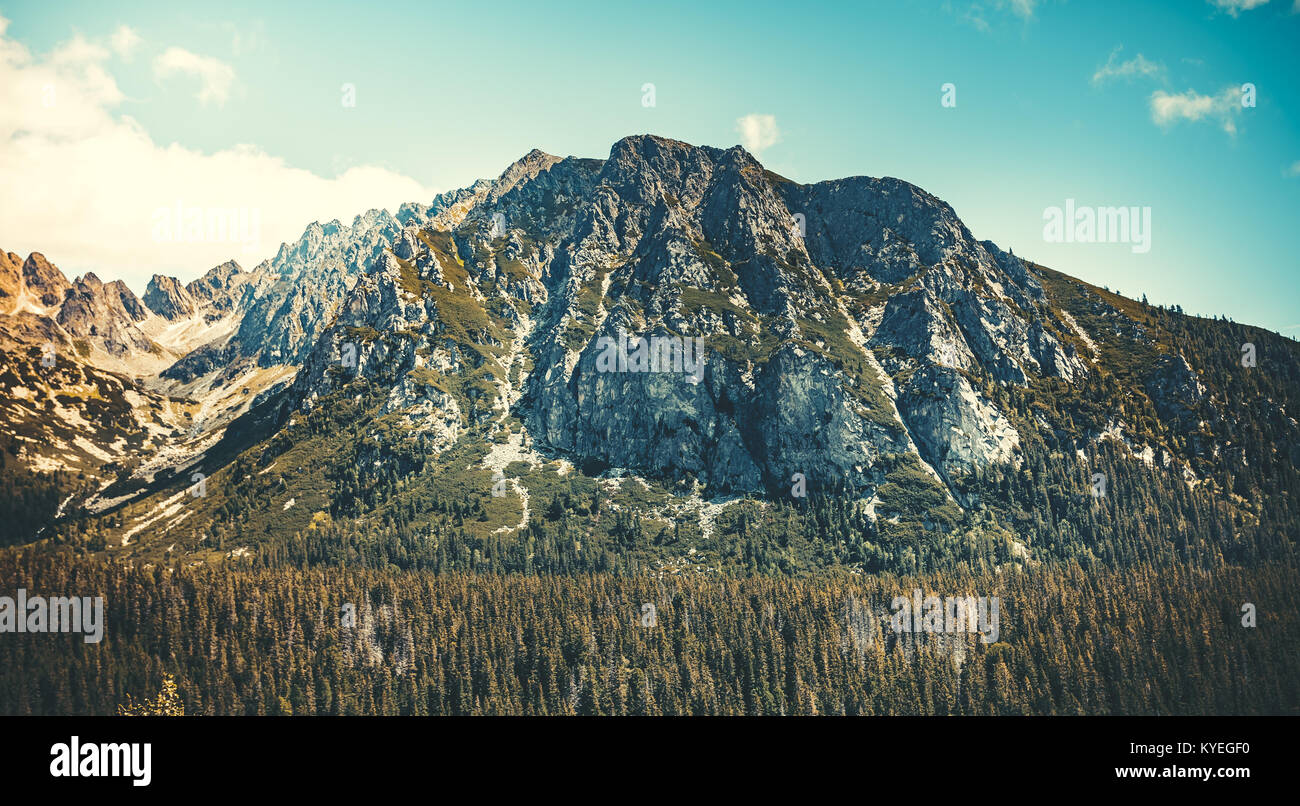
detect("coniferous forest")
(5, 291), (1300, 715)
(2, 547), (1296, 715)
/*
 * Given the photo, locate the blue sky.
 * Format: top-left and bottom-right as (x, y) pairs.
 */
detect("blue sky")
(0, 0), (1296, 333)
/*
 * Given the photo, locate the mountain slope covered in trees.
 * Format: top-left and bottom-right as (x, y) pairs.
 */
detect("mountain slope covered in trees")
(2, 136), (1296, 716)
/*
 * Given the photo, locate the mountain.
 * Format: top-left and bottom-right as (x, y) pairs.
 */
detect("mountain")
(2, 135), (1297, 574)
(143, 274), (198, 320)
(3, 134), (1297, 719)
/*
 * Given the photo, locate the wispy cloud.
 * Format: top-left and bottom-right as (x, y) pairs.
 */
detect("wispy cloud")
(1287, 160), (1300, 177)
(948, 0), (1040, 31)
(1094, 47), (1246, 137)
(1006, 0), (1039, 18)
(153, 46), (235, 106)
(1207, 0), (1271, 16)
(736, 114), (780, 155)
(958, 4), (990, 31)
(1092, 47), (1166, 85)
(1149, 87), (1244, 135)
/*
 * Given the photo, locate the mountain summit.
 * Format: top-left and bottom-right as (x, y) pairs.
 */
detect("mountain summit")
(2, 135), (1296, 571)
(294, 134), (1086, 499)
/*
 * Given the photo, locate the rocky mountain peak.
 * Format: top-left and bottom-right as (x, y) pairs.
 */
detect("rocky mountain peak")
(21, 252), (72, 308)
(186, 260), (244, 307)
(486, 148), (564, 204)
(143, 273), (198, 320)
(276, 136), (1106, 501)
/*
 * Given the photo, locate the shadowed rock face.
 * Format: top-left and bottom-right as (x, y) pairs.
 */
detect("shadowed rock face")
(57, 274), (155, 359)
(185, 260), (247, 319)
(143, 274), (197, 321)
(159, 198), (487, 383)
(22, 252), (72, 308)
(0, 251), (22, 313)
(289, 135), (1094, 497)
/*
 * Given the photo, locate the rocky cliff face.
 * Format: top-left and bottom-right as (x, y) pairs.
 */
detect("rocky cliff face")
(185, 260), (247, 319)
(0, 251), (74, 316)
(57, 272), (155, 360)
(156, 198), (493, 385)
(7, 133), (1292, 553)
(143, 275), (198, 321)
(22, 253), (72, 309)
(0, 251), (23, 314)
(288, 135), (1100, 499)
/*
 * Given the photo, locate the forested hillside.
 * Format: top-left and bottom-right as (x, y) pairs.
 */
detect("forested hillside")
(3, 137), (1298, 718)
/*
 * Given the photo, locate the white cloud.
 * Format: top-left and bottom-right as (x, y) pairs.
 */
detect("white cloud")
(153, 46), (235, 106)
(109, 25), (141, 60)
(1149, 88), (1243, 135)
(1208, 0), (1270, 15)
(49, 34), (112, 67)
(1287, 160), (1300, 177)
(735, 114), (780, 155)
(0, 24), (432, 292)
(1092, 48), (1165, 85)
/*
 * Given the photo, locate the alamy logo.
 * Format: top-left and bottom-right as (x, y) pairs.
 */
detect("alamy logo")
(0, 589), (103, 643)
(890, 589), (1000, 644)
(50, 736), (151, 787)
(791, 213), (806, 238)
(1241, 602), (1256, 628)
(1043, 199), (1151, 254)
(151, 200), (261, 254)
(594, 328), (705, 385)
(1241, 342), (1256, 367)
